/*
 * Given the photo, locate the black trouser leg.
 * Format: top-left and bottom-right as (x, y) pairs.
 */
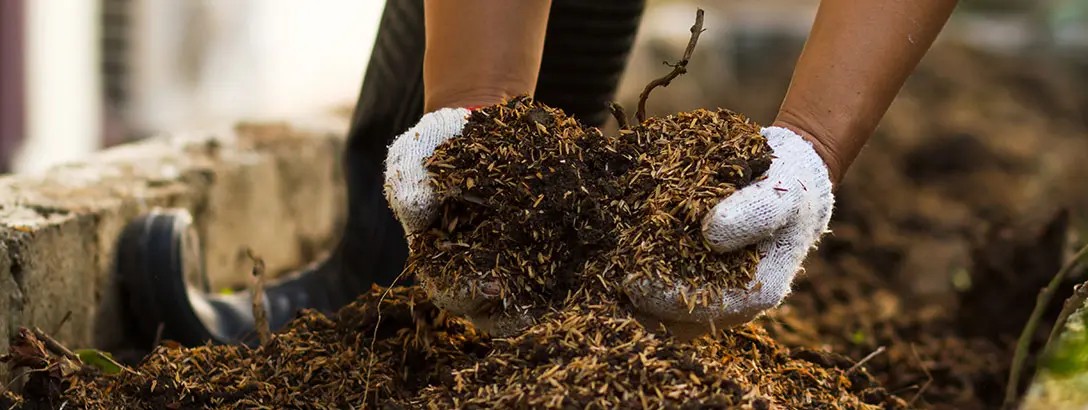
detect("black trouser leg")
(536, 0), (647, 127)
(338, 0), (426, 291)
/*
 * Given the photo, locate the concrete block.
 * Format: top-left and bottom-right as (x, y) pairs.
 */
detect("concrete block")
(0, 120), (347, 382)
(0, 234), (13, 381)
(199, 123), (345, 288)
(0, 209), (98, 352)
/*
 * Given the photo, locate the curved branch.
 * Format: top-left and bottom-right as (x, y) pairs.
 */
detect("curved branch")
(636, 9), (705, 123)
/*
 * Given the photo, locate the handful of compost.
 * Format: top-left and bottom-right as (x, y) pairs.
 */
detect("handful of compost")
(384, 97), (833, 337)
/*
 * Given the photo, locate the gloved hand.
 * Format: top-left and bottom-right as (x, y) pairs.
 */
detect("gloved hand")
(385, 107), (471, 234)
(623, 126), (835, 338)
(384, 107), (531, 335)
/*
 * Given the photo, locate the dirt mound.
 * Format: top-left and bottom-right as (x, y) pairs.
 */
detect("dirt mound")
(0, 94), (911, 409)
(420, 298), (899, 409)
(2, 286), (903, 409)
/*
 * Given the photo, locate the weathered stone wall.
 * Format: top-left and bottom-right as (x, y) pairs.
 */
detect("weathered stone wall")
(0, 120), (347, 380)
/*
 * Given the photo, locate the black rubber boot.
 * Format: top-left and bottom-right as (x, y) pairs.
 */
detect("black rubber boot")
(117, 210), (345, 345)
(116, 0), (645, 347)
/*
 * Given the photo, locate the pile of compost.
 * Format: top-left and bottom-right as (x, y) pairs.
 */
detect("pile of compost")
(3, 286), (902, 409)
(2, 96), (909, 409)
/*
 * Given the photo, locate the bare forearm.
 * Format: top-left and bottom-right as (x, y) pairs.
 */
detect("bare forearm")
(774, 0), (957, 184)
(423, 0), (551, 113)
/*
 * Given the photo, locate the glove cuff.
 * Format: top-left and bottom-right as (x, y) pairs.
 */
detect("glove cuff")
(384, 107), (472, 233)
(759, 126), (834, 200)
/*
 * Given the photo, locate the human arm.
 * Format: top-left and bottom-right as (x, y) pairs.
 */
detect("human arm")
(423, 0), (551, 113)
(628, 0), (959, 337)
(775, 0), (959, 185)
(385, 1), (552, 335)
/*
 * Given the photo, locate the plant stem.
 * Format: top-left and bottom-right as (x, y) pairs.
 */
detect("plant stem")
(1004, 242), (1088, 408)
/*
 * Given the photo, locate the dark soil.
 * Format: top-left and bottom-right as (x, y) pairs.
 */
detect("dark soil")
(756, 47), (1088, 409)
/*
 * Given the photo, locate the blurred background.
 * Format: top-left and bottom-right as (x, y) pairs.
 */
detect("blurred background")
(0, 0), (384, 174)
(0, 0), (1085, 174)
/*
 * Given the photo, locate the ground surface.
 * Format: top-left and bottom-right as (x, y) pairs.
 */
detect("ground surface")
(761, 47), (1088, 409)
(4, 286), (906, 409)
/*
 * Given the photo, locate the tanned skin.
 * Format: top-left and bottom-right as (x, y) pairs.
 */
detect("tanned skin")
(422, 0), (959, 184)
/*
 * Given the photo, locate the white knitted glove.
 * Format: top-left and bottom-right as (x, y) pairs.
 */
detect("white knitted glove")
(384, 107), (471, 234)
(624, 126), (835, 338)
(384, 107), (533, 336)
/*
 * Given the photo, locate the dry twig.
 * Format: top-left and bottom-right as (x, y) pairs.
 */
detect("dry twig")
(51, 311), (72, 336)
(846, 346), (885, 374)
(908, 343), (933, 407)
(636, 8), (705, 123)
(609, 102), (630, 129)
(4, 368), (49, 393)
(362, 268), (408, 406)
(245, 248), (272, 346)
(30, 328), (79, 363)
(1004, 242), (1088, 408)
(1047, 280), (1088, 347)
(152, 323), (166, 349)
